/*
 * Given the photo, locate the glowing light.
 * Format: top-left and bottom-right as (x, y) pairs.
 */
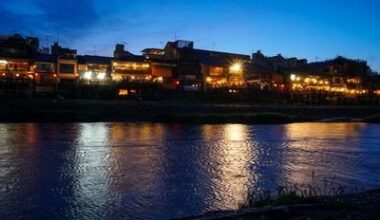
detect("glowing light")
(176, 80), (180, 85)
(290, 74), (296, 81)
(84, 71), (92, 80)
(16, 73), (20, 77)
(225, 124), (247, 141)
(0, 60), (8, 64)
(206, 77), (212, 83)
(142, 63), (149, 68)
(53, 74), (57, 78)
(97, 72), (106, 80)
(118, 89), (128, 96)
(230, 63), (242, 73)
(111, 75), (122, 81)
(154, 76), (163, 83)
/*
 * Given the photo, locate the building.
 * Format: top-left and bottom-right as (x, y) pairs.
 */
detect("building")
(164, 40), (201, 91)
(51, 42), (76, 59)
(163, 40), (250, 91)
(149, 57), (178, 89)
(111, 55), (150, 82)
(141, 48), (165, 58)
(0, 34), (38, 96)
(0, 34), (39, 59)
(249, 50), (307, 90)
(51, 42), (78, 95)
(288, 56), (370, 97)
(114, 44), (134, 59)
(195, 49), (250, 90)
(33, 54), (57, 94)
(77, 55), (112, 84)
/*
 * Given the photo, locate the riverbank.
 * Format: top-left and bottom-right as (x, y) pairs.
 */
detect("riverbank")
(1, 99), (380, 123)
(179, 188), (380, 220)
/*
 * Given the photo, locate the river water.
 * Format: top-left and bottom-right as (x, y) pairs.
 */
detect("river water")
(0, 122), (379, 219)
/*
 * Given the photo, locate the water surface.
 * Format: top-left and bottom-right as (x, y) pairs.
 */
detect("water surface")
(0, 122), (379, 219)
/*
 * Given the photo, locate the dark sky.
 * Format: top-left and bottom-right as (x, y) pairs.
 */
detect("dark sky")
(1, 0), (380, 70)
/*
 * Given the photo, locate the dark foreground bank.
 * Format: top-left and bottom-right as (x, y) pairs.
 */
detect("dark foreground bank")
(179, 188), (380, 220)
(1, 99), (380, 123)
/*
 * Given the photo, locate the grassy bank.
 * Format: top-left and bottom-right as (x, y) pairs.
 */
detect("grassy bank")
(180, 183), (380, 220)
(1, 99), (380, 123)
(365, 114), (380, 123)
(149, 113), (296, 124)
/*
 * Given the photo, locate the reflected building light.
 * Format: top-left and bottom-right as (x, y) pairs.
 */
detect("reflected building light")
(284, 123), (366, 186)
(225, 124), (247, 141)
(79, 123), (109, 146)
(201, 124), (254, 209)
(74, 123), (113, 208)
(285, 123), (366, 143)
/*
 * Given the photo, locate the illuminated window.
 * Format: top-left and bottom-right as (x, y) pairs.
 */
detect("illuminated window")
(210, 67), (223, 76)
(118, 89), (129, 96)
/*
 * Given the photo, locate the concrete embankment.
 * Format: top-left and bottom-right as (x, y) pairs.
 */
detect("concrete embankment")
(1, 99), (380, 123)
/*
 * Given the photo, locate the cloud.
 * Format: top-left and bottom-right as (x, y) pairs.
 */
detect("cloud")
(0, 0), (99, 45)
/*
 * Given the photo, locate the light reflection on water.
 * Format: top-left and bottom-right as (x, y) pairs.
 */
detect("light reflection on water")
(0, 122), (379, 219)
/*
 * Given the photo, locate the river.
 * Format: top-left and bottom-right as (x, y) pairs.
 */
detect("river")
(0, 122), (379, 219)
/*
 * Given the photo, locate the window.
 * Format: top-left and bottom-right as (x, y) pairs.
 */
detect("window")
(36, 63), (55, 72)
(210, 67), (223, 76)
(60, 64), (74, 73)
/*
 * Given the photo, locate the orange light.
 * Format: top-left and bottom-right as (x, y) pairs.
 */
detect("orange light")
(35, 73), (39, 77)
(53, 74), (57, 78)
(118, 89), (129, 96)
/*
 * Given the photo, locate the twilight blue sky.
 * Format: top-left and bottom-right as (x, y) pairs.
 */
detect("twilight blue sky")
(1, 0), (380, 70)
